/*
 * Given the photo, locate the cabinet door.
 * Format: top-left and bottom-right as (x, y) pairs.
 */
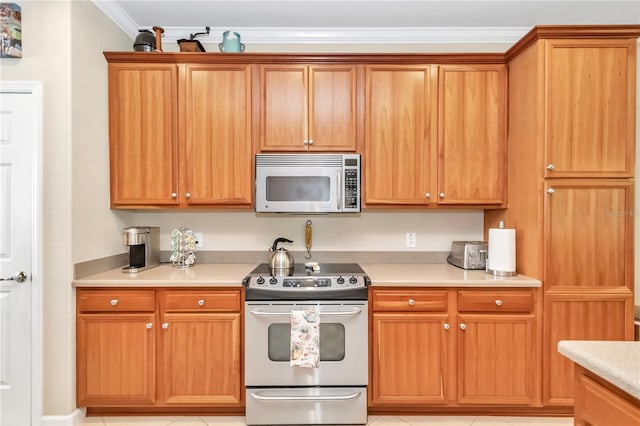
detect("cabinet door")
(260, 65), (308, 151)
(308, 65), (357, 151)
(543, 293), (632, 406)
(545, 39), (636, 177)
(76, 314), (156, 406)
(544, 180), (634, 290)
(437, 65), (506, 205)
(457, 314), (535, 405)
(365, 65), (435, 205)
(159, 313), (242, 405)
(371, 312), (451, 405)
(108, 64), (179, 207)
(181, 64), (253, 206)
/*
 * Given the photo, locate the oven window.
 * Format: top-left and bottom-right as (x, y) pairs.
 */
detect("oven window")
(266, 176), (330, 202)
(267, 323), (345, 362)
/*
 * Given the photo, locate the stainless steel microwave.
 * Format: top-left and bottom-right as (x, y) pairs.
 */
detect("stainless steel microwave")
(255, 154), (361, 213)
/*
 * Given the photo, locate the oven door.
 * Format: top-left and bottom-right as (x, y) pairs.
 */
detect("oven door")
(244, 301), (368, 386)
(255, 166), (342, 213)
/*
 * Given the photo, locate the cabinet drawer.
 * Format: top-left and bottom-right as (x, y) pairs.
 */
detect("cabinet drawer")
(163, 290), (241, 312)
(457, 290), (534, 313)
(372, 290), (448, 312)
(77, 289), (156, 313)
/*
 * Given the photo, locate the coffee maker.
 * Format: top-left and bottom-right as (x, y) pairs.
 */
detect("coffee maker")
(122, 226), (160, 273)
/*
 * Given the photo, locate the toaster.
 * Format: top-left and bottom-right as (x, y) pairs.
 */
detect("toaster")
(448, 241), (487, 270)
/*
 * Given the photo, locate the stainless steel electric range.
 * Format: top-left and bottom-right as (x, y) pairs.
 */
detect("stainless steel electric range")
(243, 263), (370, 425)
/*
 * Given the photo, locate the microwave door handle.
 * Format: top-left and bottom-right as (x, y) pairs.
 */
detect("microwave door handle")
(337, 170), (342, 211)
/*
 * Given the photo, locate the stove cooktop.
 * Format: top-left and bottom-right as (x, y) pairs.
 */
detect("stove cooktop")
(243, 263), (370, 301)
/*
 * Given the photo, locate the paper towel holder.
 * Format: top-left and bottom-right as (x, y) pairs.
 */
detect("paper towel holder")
(486, 221), (517, 277)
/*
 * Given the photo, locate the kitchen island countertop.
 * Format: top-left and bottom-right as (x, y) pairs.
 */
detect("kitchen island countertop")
(558, 340), (640, 399)
(361, 263), (540, 287)
(72, 263), (257, 287)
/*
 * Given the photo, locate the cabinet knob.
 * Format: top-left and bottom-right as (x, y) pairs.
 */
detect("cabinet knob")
(425, 192), (431, 199)
(308, 139), (314, 145)
(546, 188), (555, 194)
(303, 139), (308, 145)
(197, 299), (205, 306)
(495, 299), (503, 306)
(162, 323), (169, 329)
(443, 323), (450, 330)
(460, 323), (466, 330)
(171, 192), (177, 199)
(439, 193), (445, 199)
(146, 323), (153, 329)
(546, 164), (555, 171)
(110, 299), (118, 306)
(185, 192), (192, 199)
(408, 299), (415, 306)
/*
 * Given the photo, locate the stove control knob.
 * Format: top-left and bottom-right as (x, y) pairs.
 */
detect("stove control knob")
(269, 277), (278, 285)
(337, 276), (345, 285)
(349, 276), (358, 285)
(256, 276), (265, 285)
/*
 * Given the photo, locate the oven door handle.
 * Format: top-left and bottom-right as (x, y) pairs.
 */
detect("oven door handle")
(249, 307), (362, 317)
(249, 390), (362, 401)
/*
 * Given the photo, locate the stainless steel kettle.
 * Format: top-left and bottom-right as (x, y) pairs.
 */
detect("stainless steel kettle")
(269, 237), (294, 276)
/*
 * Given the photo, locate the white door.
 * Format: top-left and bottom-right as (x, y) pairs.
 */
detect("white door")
(0, 83), (42, 425)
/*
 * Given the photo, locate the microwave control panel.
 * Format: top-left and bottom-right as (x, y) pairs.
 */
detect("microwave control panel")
(343, 155), (360, 212)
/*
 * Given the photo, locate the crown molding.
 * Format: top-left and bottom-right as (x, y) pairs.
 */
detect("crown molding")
(91, 1), (529, 45)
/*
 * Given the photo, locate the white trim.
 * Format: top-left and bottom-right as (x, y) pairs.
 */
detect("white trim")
(41, 408), (85, 426)
(91, 0), (139, 38)
(0, 81), (44, 426)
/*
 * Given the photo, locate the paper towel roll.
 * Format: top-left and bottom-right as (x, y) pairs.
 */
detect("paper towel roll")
(487, 224), (516, 276)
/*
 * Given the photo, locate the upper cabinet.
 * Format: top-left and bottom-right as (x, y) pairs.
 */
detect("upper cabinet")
(180, 64), (253, 206)
(107, 60), (253, 209)
(364, 65), (435, 205)
(544, 39), (636, 178)
(364, 64), (506, 207)
(259, 64), (357, 152)
(437, 65), (506, 205)
(108, 63), (179, 207)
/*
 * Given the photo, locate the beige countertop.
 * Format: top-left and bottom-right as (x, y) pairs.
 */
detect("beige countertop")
(360, 263), (541, 287)
(73, 263), (257, 287)
(558, 340), (640, 399)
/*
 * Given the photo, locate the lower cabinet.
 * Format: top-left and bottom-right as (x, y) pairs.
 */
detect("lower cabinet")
(370, 287), (539, 410)
(76, 287), (243, 410)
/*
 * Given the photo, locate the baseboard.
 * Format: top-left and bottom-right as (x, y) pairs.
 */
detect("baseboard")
(41, 408), (85, 426)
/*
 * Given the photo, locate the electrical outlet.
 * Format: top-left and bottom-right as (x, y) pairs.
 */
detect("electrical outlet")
(405, 233), (416, 248)
(194, 232), (204, 248)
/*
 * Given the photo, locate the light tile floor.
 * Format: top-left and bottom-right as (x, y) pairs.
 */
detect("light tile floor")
(78, 415), (574, 426)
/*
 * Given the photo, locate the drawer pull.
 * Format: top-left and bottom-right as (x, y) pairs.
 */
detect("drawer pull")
(198, 299), (205, 306)
(110, 299), (118, 306)
(495, 299), (503, 306)
(460, 323), (466, 330)
(146, 323), (153, 329)
(162, 323), (169, 329)
(408, 299), (415, 306)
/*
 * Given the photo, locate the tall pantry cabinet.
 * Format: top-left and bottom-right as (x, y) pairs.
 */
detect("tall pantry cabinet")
(485, 26), (640, 408)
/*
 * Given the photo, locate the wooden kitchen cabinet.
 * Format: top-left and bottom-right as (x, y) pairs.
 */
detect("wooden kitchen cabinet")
(544, 39), (637, 178)
(158, 290), (242, 406)
(108, 63), (179, 207)
(76, 289), (157, 406)
(364, 64), (506, 207)
(180, 64), (253, 206)
(364, 65), (436, 205)
(371, 289), (452, 405)
(76, 288), (243, 412)
(370, 288), (539, 410)
(259, 64), (357, 152)
(437, 65), (506, 205)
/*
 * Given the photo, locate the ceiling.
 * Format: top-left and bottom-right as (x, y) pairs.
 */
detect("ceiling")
(93, 0), (640, 45)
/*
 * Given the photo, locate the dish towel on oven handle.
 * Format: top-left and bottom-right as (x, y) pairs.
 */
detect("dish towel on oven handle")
(290, 305), (320, 368)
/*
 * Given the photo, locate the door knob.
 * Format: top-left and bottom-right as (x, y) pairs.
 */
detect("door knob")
(1, 271), (27, 283)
